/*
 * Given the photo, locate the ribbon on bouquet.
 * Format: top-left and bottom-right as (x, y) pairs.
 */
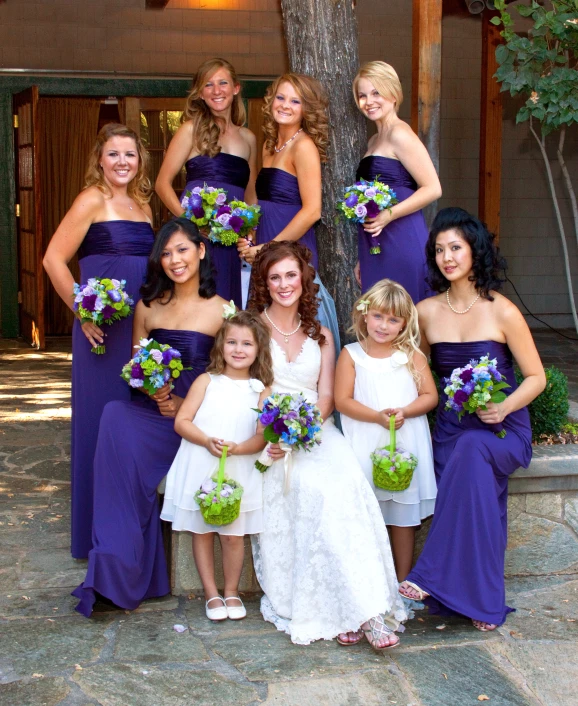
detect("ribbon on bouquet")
(255, 441), (294, 494)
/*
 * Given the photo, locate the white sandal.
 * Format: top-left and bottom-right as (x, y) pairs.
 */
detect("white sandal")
(205, 595), (227, 621)
(362, 615), (400, 652)
(398, 580), (430, 602)
(224, 596), (246, 620)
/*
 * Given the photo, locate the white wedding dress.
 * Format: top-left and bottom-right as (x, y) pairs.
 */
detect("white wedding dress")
(251, 337), (407, 645)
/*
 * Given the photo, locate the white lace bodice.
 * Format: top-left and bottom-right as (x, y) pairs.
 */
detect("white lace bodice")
(270, 337), (321, 404)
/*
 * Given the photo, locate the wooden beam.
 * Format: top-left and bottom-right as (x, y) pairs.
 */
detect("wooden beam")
(478, 12), (503, 241)
(411, 0), (442, 225)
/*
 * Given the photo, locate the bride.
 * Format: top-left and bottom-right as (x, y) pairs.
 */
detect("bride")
(248, 241), (406, 649)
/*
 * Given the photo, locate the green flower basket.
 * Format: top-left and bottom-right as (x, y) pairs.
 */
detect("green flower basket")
(195, 447), (243, 527)
(371, 415), (418, 492)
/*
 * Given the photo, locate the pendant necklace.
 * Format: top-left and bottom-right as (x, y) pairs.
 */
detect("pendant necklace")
(274, 128), (303, 153)
(446, 288), (480, 315)
(264, 307), (302, 343)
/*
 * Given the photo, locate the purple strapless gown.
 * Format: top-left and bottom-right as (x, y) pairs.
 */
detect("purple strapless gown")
(356, 156), (431, 302)
(407, 341), (532, 626)
(185, 152), (249, 308)
(72, 329), (214, 617)
(71, 220), (154, 559)
(255, 167), (318, 269)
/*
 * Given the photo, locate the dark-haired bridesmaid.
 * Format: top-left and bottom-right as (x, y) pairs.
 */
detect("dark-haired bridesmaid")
(73, 219), (227, 617)
(400, 207), (545, 631)
(156, 58), (257, 308)
(43, 123), (155, 559)
(353, 61), (442, 300)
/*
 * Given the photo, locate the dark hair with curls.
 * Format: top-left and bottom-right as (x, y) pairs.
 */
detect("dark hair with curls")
(248, 241), (326, 347)
(208, 310), (274, 387)
(426, 207), (507, 301)
(262, 73), (329, 163)
(140, 218), (216, 306)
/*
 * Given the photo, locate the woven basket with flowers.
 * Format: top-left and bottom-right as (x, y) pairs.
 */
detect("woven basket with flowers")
(370, 415), (418, 492)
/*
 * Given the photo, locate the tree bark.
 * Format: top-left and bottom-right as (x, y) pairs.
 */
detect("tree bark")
(280, 0), (366, 338)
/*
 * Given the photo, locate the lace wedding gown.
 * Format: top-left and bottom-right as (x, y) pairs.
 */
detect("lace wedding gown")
(252, 337), (407, 645)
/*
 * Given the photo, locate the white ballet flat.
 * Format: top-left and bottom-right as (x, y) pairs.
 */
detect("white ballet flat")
(224, 596), (246, 620)
(205, 595), (228, 621)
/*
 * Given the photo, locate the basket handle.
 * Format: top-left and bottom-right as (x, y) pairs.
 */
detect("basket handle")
(216, 445), (228, 494)
(389, 414), (396, 455)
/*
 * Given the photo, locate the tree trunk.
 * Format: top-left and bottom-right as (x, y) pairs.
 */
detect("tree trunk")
(280, 0), (366, 338)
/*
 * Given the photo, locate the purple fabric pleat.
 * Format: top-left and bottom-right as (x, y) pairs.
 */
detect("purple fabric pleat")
(72, 329), (214, 617)
(407, 341), (532, 625)
(184, 152), (249, 308)
(255, 168), (318, 269)
(70, 220), (154, 559)
(356, 156), (431, 302)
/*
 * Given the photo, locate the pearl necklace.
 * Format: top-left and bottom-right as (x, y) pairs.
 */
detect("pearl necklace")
(264, 308), (301, 343)
(446, 288), (480, 315)
(274, 128), (303, 153)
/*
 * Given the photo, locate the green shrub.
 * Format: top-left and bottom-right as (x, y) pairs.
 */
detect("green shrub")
(515, 365), (569, 440)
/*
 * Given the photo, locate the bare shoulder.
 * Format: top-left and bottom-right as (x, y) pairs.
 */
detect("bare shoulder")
(294, 132), (320, 159)
(417, 294), (443, 317)
(389, 120), (418, 147)
(320, 325), (333, 347)
(240, 126), (257, 148)
(74, 185), (106, 212)
(492, 291), (526, 326)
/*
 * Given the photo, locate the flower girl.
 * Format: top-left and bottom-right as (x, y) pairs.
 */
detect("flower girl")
(161, 310), (273, 620)
(335, 279), (438, 581)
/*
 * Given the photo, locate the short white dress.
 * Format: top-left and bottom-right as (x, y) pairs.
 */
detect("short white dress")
(161, 374), (264, 536)
(340, 343), (436, 527)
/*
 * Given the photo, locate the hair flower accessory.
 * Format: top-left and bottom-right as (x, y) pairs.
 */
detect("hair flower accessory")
(391, 350), (409, 368)
(356, 299), (371, 315)
(222, 300), (237, 320)
(249, 379), (265, 393)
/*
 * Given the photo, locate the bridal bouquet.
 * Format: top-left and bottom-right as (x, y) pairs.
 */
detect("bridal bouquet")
(73, 277), (134, 354)
(443, 355), (511, 438)
(181, 184), (228, 228)
(371, 414), (417, 492)
(120, 338), (187, 394)
(209, 200), (261, 246)
(254, 392), (322, 473)
(195, 446), (243, 526)
(336, 178), (398, 254)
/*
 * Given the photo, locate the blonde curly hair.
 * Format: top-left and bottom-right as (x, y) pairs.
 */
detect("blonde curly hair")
(353, 61), (403, 114)
(184, 58), (246, 158)
(350, 279), (424, 386)
(262, 73), (329, 163)
(84, 123), (151, 208)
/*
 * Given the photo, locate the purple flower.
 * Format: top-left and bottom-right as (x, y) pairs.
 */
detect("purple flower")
(345, 193), (358, 208)
(129, 378), (144, 388)
(365, 200), (380, 219)
(189, 193), (202, 209)
(355, 204), (367, 219)
(101, 305), (116, 321)
(215, 192), (227, 205)
(81, 294), (97, 311)
(108, 289), (121, 303)
(192, 206), (204, 220)
(453, 389), (469, 407)
(365, 188), (377, 199)
(216, 204), (232, 218)
(216, 213), (231, 227)
(273, 418), (287, 435)
(229, 215), (243, 233)
(162, 350), (173, 365)
(131, 363), (145, 380)
(460, 368), (473, 383)
(260, 411), (277, 426)
(463, 381), (475, 395)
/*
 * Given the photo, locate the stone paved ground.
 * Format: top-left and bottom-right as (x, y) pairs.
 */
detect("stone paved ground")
(1, 334), (578, 706)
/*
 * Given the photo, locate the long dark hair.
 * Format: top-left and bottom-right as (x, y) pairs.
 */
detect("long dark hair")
(426, 207), (507, 300)
(140, 218), (216, 305)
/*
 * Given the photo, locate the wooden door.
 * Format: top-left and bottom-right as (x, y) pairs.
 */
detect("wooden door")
(14, 87), (45, 349)
(247, 98), (265, 173)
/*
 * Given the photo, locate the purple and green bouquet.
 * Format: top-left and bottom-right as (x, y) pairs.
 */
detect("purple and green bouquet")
(181, 184), (228, 228)
(336, 178), (398, 254)
(73, 277), (134, 354)
(120, 338), (187, 395)
(254, 392), (322, 473)
(443, 355), (511, 438)
(209, 199), (261, 247)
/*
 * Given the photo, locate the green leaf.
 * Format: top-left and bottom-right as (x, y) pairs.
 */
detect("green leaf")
(491, 391), (508, 404)
(490, 16), (502, 25)
(495, 44), (510, 65)
(517, 4), (534, 16)
(264, 427), (280, 444)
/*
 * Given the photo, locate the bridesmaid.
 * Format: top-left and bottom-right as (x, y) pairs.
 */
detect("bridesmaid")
(352, 61), (442, 300)
(237, 73), (340, 350)
(399, 207), (546, 631)
(43, 123), (155, 559)
(156, 57), (257, 308)
(73, 218), (226, 617)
